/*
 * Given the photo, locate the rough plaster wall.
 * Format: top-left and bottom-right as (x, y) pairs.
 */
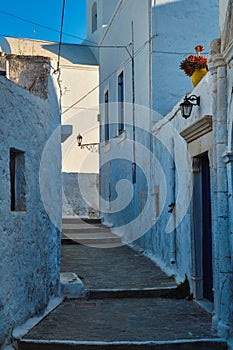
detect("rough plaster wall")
(62, 172), (99, 217)
(0, 55), (50, 99)
(0, 75), (61, 345)
(132, 74), (214, 285)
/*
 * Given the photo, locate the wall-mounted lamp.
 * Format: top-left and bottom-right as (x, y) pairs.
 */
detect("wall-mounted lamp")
(77, 133), (83, 146)
(180, 95), (200, 119)
(76, 133), (99, 153)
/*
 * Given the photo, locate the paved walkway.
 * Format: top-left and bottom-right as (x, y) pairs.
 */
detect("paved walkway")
(19, 218), (227, 350)
(25, 298), (216, 342)
(61, 244), (176, 291)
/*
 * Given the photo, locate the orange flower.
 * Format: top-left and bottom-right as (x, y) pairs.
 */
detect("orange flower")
(195, 45), (205, 55)
(180, 46), (208, 77)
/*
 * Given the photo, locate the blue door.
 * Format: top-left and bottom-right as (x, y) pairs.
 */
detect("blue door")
(200, 153), (213, 302)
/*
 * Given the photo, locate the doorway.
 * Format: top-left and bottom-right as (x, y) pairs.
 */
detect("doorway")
(192, 152), (213, 302)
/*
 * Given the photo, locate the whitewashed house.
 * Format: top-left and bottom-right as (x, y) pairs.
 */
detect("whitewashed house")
(85, 0), (233, 345)
(1, 37), (100, 216)
(0, 54), (61, 346)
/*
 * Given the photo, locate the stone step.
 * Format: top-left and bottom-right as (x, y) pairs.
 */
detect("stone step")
(18, 339), (228, 350)
(86, 286), (178, 299)
(61, 235), (122, 247)
(62, 221), (121, 246)
(62, 217), (102, 225)
(62, 226), (111, 234)
(63, 232), (118, 239)
(62, 241), (122, 248)
(17, 298), (224, 347)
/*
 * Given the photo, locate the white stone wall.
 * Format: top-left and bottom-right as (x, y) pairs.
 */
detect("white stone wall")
(151, 0), (219, 116)
(62, 172), (99, 217)
(0, 72), (61, 345)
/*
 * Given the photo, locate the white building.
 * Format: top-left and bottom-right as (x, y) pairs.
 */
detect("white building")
(85, 0), (233, 346)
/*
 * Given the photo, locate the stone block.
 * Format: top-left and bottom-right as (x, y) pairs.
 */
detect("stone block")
(60, 272), (85, 299)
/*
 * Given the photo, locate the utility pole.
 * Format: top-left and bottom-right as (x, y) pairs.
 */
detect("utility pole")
(131, 21), (136, 184)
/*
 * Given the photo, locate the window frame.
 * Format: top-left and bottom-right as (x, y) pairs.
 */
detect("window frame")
(92, 2), (97, 33)
(104, 90), (110, 142)
(10, 148), (26, 212)
(118, 71), (124, 134)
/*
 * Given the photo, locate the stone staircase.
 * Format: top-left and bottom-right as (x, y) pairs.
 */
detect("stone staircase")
(62, 217), (122, 248)
(17, 219), (228, 350)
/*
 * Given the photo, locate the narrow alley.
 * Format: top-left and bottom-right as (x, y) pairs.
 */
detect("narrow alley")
(17, 219), (227, 350)
(1, 0), (233, 349)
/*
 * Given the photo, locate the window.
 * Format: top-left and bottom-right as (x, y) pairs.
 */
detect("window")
(118, 71), (124, 133)
(10, 148), (26, 211)
(92, 2), (97, 33)
(104, 91), (110, 141)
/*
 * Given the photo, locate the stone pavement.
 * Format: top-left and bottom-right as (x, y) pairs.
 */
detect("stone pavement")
(18, 218), (228, 350)
(61, 244), (176, 292)
(62, 217), (122, 247)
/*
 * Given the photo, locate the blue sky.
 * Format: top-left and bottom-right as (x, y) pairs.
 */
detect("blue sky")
(0, 0), (87, 44)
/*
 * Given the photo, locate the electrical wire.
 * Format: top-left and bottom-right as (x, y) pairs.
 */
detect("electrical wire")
(57, 0), (66, 72)
(152, 50), (210, 55)
(0, 9), (211, 54)
(0, 8), (97, 45)
(62, 34), (152, 115)
(0, 3), (210, 116)
(62, 31), (212, 115)
(0, 30), (129, 50)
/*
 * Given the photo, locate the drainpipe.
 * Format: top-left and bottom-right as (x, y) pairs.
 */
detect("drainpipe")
(212, 44), (231, 338)
(169, 136), (176, 265)
(131, 20), (136, 184)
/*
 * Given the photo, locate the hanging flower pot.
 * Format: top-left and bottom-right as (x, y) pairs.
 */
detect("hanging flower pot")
(180, 45), (208, 87)
(191, 67), (208, 87)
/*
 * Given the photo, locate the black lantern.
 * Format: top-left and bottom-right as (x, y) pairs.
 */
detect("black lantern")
(180, 95), (200, 119)
(76, 133), (83, 146)
(76, 133), (99, 153)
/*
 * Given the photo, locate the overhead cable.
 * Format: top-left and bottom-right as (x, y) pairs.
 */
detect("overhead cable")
(0, 8), (97, 44)
(57, 0), (66, 72)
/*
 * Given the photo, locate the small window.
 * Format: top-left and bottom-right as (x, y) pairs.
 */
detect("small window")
(10, 148), (26, 211)
(105, 91), (110, 141)
(118, 71), (124, 133)
(92, 2), (97, 33)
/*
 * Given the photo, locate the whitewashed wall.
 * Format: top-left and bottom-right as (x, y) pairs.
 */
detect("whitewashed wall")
(62, 172), (99, 217)
(86, 0), (120, 58)
(151, 0), (219, 116)
(97, 0), (151, 229)
(0, 70), (61, 345)
(60, 63), (99, 174)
